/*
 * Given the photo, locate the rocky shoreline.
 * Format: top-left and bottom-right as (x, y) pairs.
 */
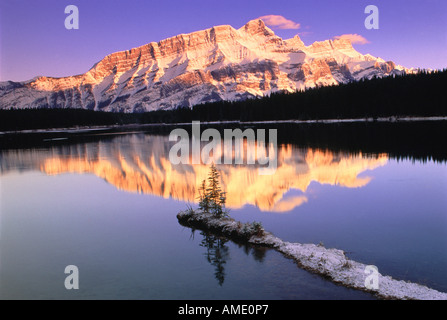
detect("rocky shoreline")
(177, 209), (447, 300)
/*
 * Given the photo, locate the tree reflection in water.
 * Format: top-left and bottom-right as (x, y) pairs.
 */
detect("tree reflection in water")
(199, 232), (229, 286)
(190, 230), (268, 286)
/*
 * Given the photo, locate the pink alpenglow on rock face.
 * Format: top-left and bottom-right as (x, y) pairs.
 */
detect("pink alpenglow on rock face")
(0, 19), (412, 112)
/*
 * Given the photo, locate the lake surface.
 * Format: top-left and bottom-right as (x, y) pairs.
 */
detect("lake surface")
(1, 122), (446, 299)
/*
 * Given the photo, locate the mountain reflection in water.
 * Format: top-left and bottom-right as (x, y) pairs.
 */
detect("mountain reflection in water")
(0, 134), (387, 212)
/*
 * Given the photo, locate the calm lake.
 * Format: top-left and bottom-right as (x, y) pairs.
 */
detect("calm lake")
(1, 122), (446, 299)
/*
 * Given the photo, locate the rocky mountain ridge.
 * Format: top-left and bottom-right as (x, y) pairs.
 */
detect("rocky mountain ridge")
(0, 19), (411, 112)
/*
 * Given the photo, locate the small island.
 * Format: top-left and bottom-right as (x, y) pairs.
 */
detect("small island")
(178, 164), (447, 300)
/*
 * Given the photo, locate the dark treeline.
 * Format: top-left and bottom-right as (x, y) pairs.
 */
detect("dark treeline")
(190, 69), (447, 122)
(0, 108), (128, 131)
(0, 69), (446, 131)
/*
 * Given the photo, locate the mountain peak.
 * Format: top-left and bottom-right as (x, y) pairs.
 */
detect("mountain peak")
(332, 38), (354, 50)
(0, 20), (409, 112)
(285, 34), (305, 49)
(240, 19), (275, 37)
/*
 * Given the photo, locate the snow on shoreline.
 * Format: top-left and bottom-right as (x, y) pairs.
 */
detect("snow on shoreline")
(177, 210), (447, 300)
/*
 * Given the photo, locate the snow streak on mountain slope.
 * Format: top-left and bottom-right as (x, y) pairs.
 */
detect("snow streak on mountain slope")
(0, 19), (411, 112)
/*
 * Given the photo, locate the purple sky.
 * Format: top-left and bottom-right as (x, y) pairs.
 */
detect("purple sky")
(1, 0), (446, 82)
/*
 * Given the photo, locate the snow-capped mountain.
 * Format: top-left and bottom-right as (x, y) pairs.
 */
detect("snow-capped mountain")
(0, 19), (411, 112)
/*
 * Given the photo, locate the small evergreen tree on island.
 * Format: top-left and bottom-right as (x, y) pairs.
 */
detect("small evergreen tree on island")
(198, 179), (210, 213)
(198, 164), (228, 218)
(179, 163), (266, 241)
